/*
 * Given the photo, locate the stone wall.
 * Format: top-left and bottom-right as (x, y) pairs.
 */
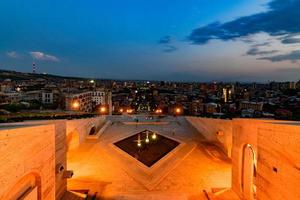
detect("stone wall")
(231, 119), (300, 200)
(186, 117), (233, 157)
(0, 124), (55, 200)
(256, 122), (300, 200)
(186, 117), (300, 199)
(2, 120), (68, 199)
(66, 116), (106, 150)
(231, 119), (261, 199)
(0, 116), (107, 199)
(52, 121), (67, 200)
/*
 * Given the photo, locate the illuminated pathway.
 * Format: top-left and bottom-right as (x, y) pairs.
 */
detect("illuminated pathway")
(67, 116), (231, 200)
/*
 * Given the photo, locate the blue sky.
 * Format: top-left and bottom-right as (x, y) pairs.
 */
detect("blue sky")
(0, 0), (299, 82)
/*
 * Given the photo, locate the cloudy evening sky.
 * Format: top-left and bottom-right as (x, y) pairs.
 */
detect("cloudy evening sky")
(0, 0), (300, 82)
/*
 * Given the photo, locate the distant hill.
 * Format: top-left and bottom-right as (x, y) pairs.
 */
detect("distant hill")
(0, 69), (88, 81)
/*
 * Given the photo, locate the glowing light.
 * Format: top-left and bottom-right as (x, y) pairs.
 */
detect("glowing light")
(72, 102), (79, 109)
(136, 134), (142, 147)
(152, 133), (157, 140)
(175, 107), (182, 114)
(126, 109), (133, 114)
(145, 131), (150, 143)
(119, 108), (124, 113)
(90, 80), (95, 83)
(155, 108), (162, 114)
(100, 106), (106, 113)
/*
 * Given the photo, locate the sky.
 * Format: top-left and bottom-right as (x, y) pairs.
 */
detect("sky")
(0, 0), (300, 82)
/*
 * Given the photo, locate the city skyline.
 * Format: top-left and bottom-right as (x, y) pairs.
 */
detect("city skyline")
(1, 0), (300, 82)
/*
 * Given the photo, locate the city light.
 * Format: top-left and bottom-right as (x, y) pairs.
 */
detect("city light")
(90, 80), (95, 84)
(72, 102), (79, 109)
(155, 108), (163, 114)
(175, 107), (182, 114)
(119, 108), (124, 113)
(100, 106), (106, 113)
(126, 109), (133, 114)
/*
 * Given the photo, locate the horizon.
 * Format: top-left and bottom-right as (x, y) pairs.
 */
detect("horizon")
(1, 0), (300, 82)
(2, 68), (299, 84)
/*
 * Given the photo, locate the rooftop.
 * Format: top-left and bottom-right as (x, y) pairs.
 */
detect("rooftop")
(66, 116), (231, 199)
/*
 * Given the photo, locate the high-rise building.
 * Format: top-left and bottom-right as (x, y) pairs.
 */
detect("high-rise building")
(222, 85), (234, 103)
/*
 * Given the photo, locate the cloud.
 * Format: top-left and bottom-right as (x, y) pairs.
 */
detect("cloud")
(251, 42), (271, 47)
(158, 35), (172, 44)
(258, 50), (300, 62)
(163, 45), (178, 53)
(158, 35), (178, 53)
(6, 51), (20, 58)
(246, 48), (279, 56)
(29, 51), (59, 62)
(281, 34), (300, 44)
(188, 0), (300, 44)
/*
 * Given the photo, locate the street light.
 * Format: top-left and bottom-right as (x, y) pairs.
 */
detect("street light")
(155, 108), (163, 114)
(72, 102), (79, 109)
(100, 106), (107, 114)
(175, 107), (182, 115)
(126, 109), (133, 114)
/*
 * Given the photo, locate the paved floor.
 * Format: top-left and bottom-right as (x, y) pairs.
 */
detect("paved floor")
(67, 116), (231, 200)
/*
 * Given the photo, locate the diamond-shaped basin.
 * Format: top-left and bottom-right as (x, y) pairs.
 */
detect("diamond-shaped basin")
(114, 130), (179, 167)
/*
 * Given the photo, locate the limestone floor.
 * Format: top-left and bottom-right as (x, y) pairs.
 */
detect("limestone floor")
(67, 116), (231, 200)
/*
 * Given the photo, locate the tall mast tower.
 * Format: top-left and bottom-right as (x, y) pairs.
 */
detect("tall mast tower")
(32, 62), (36, 74)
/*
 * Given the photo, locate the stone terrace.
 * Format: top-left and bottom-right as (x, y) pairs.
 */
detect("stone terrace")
(66, 116), (231, 200)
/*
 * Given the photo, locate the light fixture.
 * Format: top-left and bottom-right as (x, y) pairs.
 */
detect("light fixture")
(155, 108), (162, 114)
(100, 106), (106, 113)
(152, 132), (157, 140)
(126, 109), (133, 114)
(136, 134), (142, 147)
(72, 102), (79, 109)
(175, 107), (182, 114)
(145, 131), (150, 143)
